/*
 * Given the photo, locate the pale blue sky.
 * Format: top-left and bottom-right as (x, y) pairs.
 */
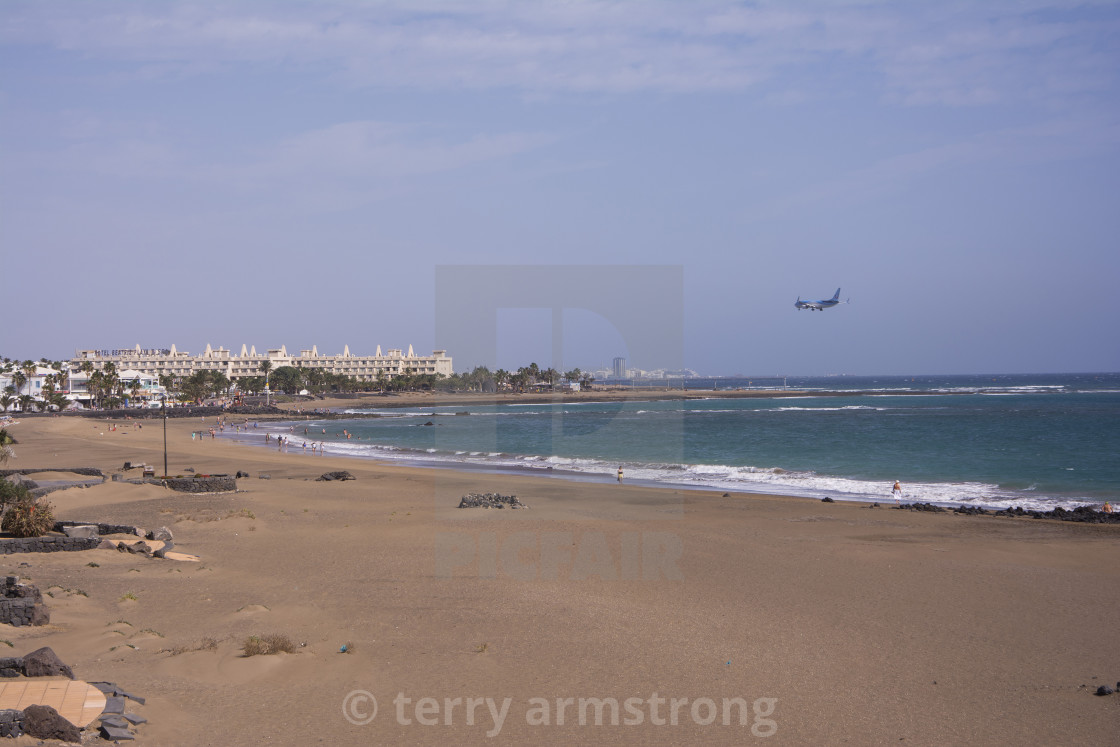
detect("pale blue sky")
(2, 1), (1118, 375)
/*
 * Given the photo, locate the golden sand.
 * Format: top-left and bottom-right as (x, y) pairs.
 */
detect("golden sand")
(1, 413), (1117, 745)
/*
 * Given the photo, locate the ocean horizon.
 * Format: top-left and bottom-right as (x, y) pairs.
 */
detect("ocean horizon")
(226, 372), (1120, 511)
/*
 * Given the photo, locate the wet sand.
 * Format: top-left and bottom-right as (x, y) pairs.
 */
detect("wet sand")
(1, 415), (1118, 745)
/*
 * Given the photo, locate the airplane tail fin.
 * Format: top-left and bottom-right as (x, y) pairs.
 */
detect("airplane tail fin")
(831, 288), (841, 301)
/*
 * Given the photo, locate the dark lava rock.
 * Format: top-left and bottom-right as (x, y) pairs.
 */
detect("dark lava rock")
(21, 647), (74, 679)
(899, 502), (946, 513)
(994, 505), (1120, 524)
(953, 505), (990, 515)
(0, 708), (22, 738)
(316, 471), (356, 482)
(1095, 685), (1114, 696)
(22, 704), (81, 742)
(236, 470), (250, 478)
(821, 497), (835, 503)
(458, 493), (528, 509)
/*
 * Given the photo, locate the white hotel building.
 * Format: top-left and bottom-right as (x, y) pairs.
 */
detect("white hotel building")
(69, 344), (453, 385)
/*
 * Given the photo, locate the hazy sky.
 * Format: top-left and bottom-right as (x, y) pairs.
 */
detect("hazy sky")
(2, 1), (1118, 375)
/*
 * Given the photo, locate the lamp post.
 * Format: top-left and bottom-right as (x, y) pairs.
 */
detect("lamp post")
(161, 394), (168, 478)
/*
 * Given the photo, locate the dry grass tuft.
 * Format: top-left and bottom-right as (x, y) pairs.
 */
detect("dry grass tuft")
(166, 637), (220, 656)
(242, 633), (296, 657)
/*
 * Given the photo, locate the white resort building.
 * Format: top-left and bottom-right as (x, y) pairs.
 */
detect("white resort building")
(68, 344), (453, 386)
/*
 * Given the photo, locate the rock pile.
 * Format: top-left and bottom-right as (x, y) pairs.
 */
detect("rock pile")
(0, 709), (22, 738)
(458, 493), (528, 509)
(897, 502), (946, 513)
(0, 647), (72, 678)
(22, 704), (80, 742)
(316, 471), (356, 481)
(994, 505), (1120, 524)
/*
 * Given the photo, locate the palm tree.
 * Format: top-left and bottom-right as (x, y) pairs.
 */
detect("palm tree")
(41, 378), (57, 408)
(209, 371), (231, 399)
(542, 367), (559, 390)
(10, 372), (27, 404)
(87, 370), (105, 409)
(494, 369), (510, 391)
(21, 361), (35, 397)
(306, 368), (325, 394)
(0, 394), (12, 413)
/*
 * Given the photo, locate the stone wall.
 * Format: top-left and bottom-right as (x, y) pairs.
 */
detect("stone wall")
(156, 476), (237, 493)
(0, 537), (102, 554)
(0, 578), (49, 626)
(0, 598), (48, 627)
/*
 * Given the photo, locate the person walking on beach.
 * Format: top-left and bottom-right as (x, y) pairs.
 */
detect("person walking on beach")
(892, 480), (903, 504)
(617, 466), (624, 483)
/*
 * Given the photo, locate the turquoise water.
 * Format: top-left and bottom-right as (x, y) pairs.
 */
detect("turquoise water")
(236, 373), (1120, 509)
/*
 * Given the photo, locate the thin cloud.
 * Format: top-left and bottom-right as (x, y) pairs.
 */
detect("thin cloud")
(2, 1), (1116, 104)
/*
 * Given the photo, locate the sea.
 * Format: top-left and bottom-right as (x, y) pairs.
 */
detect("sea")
(232, 373), (1120, 511)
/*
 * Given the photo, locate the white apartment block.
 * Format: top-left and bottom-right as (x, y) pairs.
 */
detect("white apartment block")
(70, 344), (453, 384)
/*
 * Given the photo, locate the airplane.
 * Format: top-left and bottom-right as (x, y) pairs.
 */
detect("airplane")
(795, 288), (848, 311)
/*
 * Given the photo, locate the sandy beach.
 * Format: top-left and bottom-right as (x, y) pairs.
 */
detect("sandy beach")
(1, 414), (1117, 745)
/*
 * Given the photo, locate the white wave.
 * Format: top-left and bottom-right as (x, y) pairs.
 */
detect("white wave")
(769, 405), (886, 412)
(230, 414), (1103, 512)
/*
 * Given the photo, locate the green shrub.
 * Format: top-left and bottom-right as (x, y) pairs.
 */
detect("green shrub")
(1, 498), (54, 538)
(0, 479), (31, 504)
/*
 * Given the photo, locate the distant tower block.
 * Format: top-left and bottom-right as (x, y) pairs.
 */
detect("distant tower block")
(612, 357), (626, 379)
